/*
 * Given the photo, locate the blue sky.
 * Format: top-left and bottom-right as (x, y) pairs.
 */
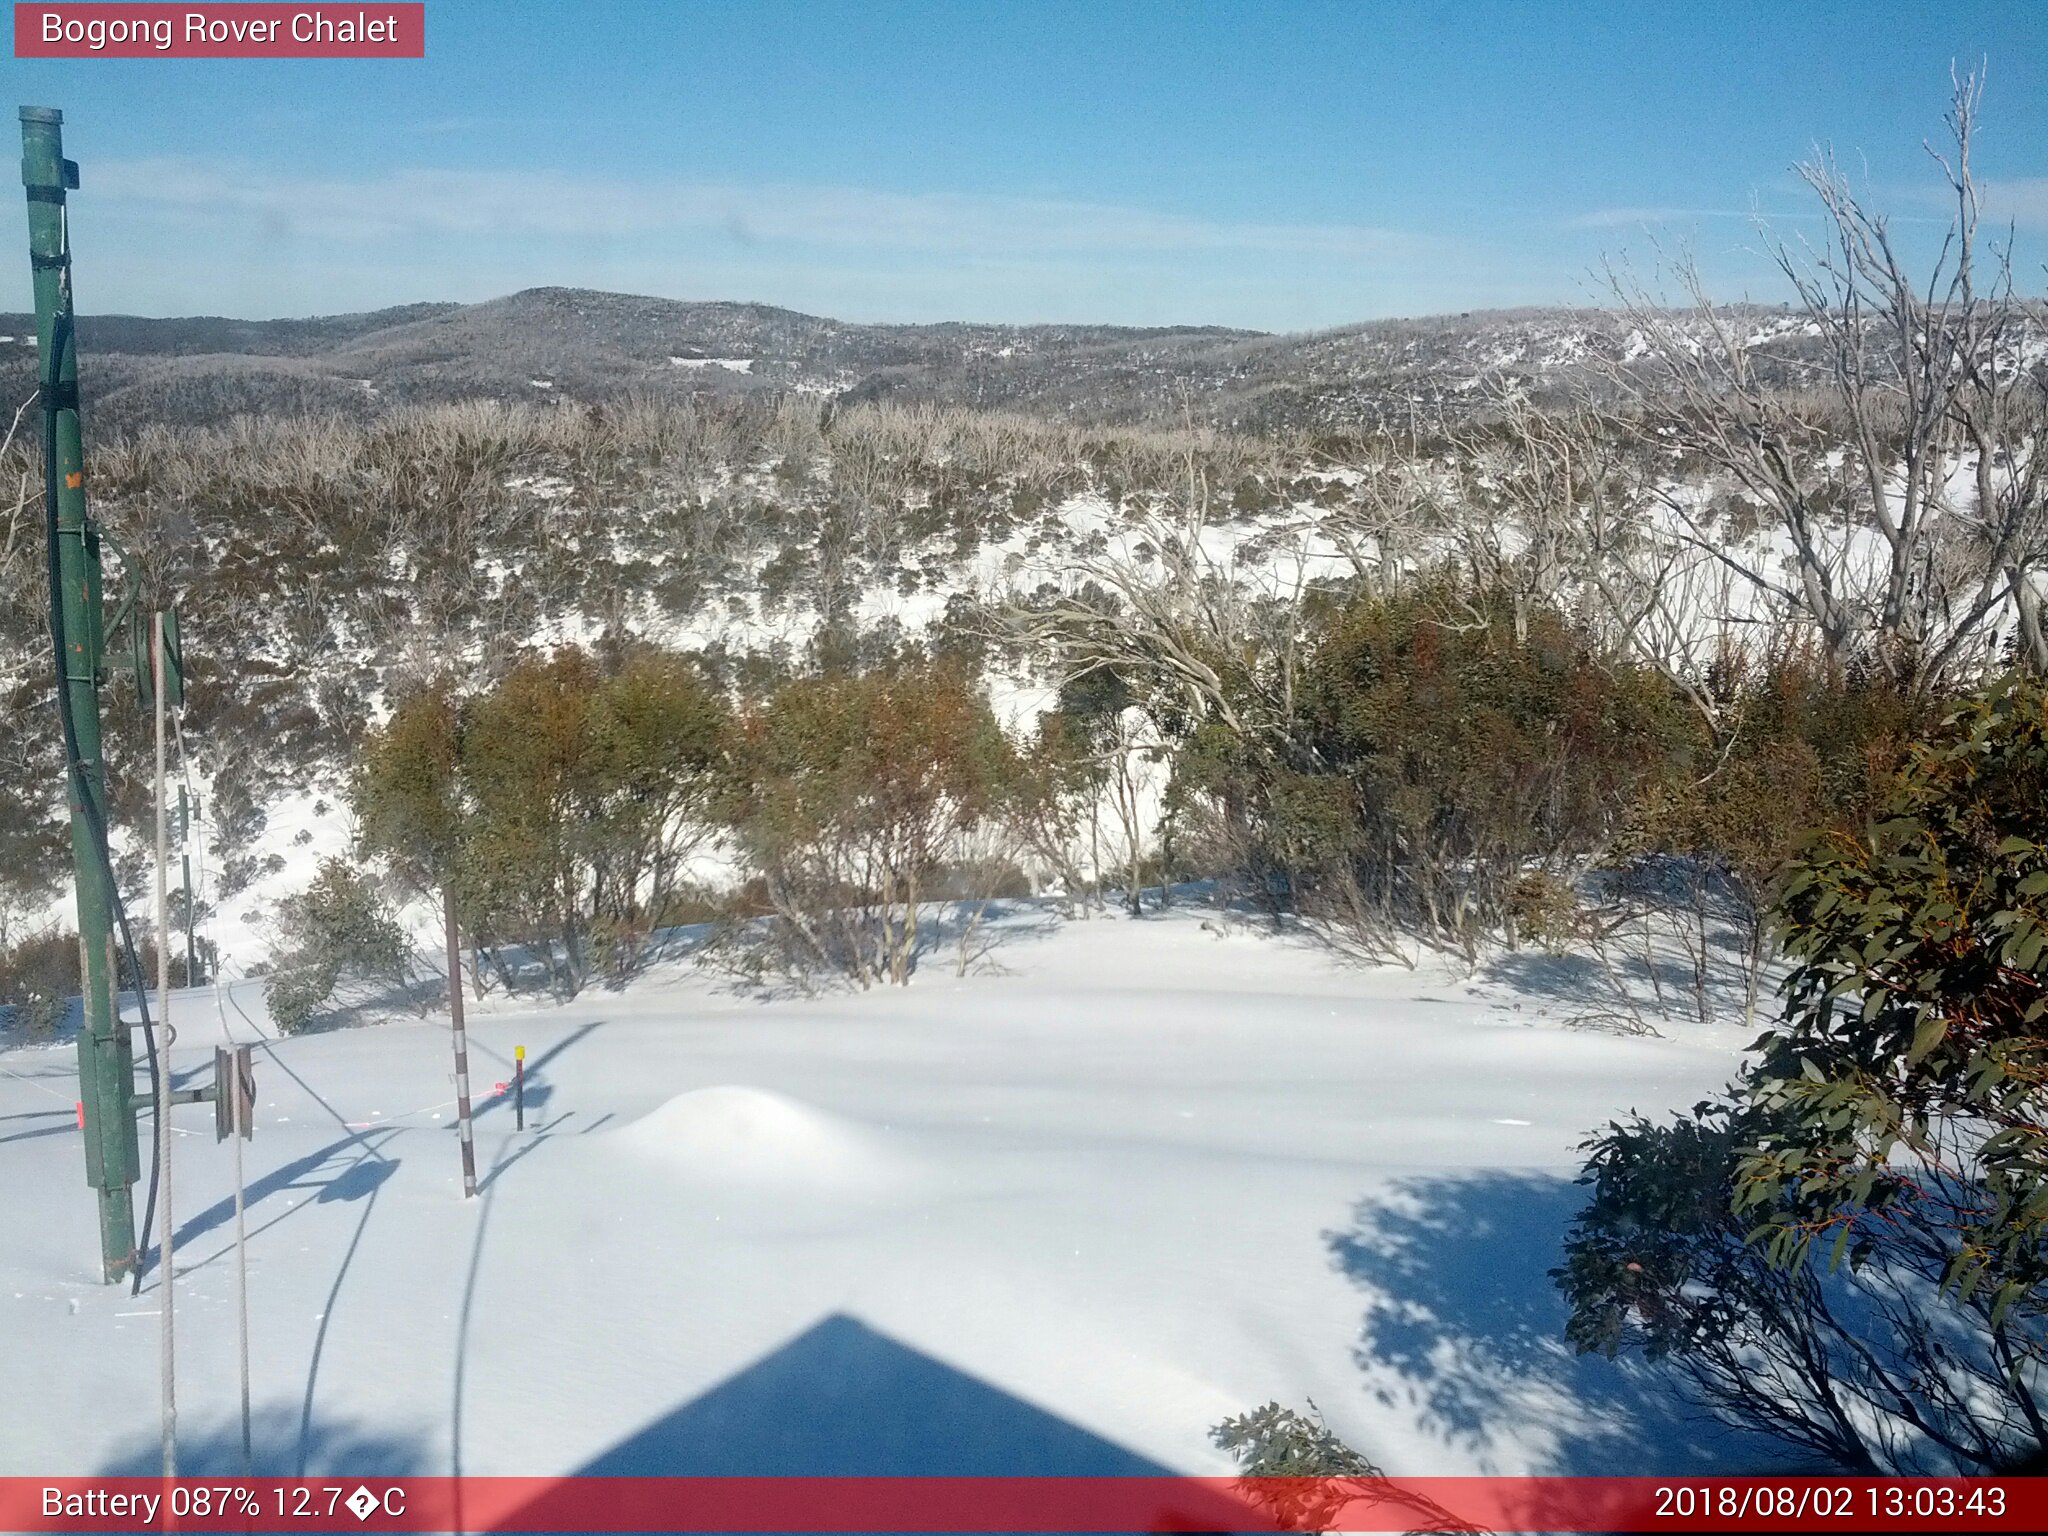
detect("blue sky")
(10, 0), (2048, 329)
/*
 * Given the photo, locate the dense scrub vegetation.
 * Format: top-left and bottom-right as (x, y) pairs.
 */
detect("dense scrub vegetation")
(278, 592), (1965, 1021)
(1557, 678), (2048, 1472)
(0, 392), (1288, 937)
(344, 647), (1091, 999)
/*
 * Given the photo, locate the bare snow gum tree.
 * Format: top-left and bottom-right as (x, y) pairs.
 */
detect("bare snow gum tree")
(1601, 70), (2048, 695)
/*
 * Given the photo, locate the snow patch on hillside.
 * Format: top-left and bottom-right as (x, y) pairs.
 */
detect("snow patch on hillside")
(669, 357), (755, 374)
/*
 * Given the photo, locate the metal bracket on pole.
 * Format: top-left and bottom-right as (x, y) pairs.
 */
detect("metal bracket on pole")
(96, 533), (186, 709)
(213, 1046), (255, 1142)
(99, 531), (139, 680)
(131, 606), (184, 710)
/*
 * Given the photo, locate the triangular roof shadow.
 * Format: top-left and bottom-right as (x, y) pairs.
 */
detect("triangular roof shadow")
(575, 1312), (1174, 1477)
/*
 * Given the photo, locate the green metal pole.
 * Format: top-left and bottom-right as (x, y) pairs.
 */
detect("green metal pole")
(21, 105), (139, 1284)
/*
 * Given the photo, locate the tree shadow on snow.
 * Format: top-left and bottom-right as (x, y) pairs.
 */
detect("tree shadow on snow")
(0, 1117), (74, 1147)
(450, 923), (722, 1003)
(1149, 881), (1428, 973)
(92, 1407), (436, 1477)
(1327, 1171), (1794, 1475)
(702, 900), (1067, 1003)
(280, 971), (451, 1036)
(924, 899), (1065, 977)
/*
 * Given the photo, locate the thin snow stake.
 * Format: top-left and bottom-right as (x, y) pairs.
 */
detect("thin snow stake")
(179, 786), (195, 985)
(152, 609), (176, 1477)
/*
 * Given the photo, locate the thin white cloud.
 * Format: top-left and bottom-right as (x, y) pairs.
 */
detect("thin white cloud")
(1567, 205), (1776, 230)
(85, 158), (1429, 261)
(1977, 177), (2048, 230)
(1570, 197), (1984, 234)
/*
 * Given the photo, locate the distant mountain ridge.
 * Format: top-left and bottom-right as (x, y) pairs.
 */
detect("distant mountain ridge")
(0, 285), (1815, 435)
(0, 301), (466, 357)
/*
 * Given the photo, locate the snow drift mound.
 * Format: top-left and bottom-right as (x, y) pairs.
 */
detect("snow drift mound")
(612, 1085), (907, 1189)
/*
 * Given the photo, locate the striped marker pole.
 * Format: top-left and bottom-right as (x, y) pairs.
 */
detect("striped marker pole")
(443, 886), (477, 1199)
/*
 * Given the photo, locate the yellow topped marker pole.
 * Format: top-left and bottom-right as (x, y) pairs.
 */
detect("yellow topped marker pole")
(514, 1046), (525, 1132)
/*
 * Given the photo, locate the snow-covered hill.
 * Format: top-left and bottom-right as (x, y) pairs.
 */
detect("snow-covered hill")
(2, 288), (1931, 435)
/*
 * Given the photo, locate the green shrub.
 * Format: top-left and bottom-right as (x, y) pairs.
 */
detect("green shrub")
(1751, 675), (2048, 1330)
(1268, 574), (1698, 948)
(355, 646), (729, 997)
(1557, 675), (2048, 1473)
(0, 930), (77, 1037)
(262, 859), (411, 1033)
(1624, 640), (1937, 926)
(720, 663), (1016, 985)
(1210, 1400), (1479, 1533)
(261, 965), (336, 1036)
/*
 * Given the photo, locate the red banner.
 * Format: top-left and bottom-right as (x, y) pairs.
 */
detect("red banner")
(14, 4), (424, 58)
(0, 1476), (2038, 1533)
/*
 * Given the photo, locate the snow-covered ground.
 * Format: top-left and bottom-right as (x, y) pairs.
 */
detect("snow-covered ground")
(0, 900), (1773, 1479)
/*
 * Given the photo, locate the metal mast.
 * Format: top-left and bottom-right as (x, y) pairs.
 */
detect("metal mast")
(22, 105), (140, 1284)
